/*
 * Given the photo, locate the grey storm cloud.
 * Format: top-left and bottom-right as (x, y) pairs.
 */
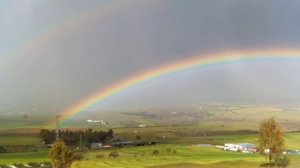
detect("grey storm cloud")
(1, 0), (300, 113)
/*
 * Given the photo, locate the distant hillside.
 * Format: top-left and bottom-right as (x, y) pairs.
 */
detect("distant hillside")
(68, 105), (300, 131)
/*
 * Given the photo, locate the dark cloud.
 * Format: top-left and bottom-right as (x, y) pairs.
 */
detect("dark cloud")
(1, 0), (300, 113)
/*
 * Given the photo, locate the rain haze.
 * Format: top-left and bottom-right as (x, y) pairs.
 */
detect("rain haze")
(1, 0), (300, 115)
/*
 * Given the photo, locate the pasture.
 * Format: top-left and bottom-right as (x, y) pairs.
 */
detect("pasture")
(72, 145), (300, 168)
(1, 105), (300, 167)
(1, 132), (300, 167)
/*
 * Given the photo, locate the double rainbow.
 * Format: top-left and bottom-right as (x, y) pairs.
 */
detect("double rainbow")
(59, 48), (300, 123)
(1, 0), (133, 69)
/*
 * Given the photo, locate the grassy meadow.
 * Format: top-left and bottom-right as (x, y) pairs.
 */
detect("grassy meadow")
(1, 105), (300, 167)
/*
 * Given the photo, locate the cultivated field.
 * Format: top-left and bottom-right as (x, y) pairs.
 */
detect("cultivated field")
(1, 105), (300, 167)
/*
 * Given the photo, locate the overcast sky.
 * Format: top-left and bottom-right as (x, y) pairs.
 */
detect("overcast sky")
(1, 0), (300, 114)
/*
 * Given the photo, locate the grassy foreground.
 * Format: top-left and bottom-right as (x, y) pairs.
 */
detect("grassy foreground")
(72, 145), (263, 168)
(1, 133), (300, 167)
(0, 150), (50, 165)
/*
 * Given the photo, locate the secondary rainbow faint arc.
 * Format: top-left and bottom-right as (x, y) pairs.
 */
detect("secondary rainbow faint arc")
(60, 48), (300, 123)
(0, 0), (133, 69)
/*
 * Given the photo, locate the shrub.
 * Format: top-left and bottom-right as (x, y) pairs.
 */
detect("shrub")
(0, 165), (11, 168)
(173, 149), (177, 155)
(275, 155), (290, 168)
(108, 151), (119, 158)
(0, 146), (6, 153)
(28, 162), (40, 167)
(40, 161), (52, 168)
(259, 163), (276, 167)
(152, 150), (159, 156)
(166, 148), (172, 153)
(13, 163), (26, 168)
(141, 151), (145, 156)
(72, 152), (84, 161)
(95, 153), (105, 159)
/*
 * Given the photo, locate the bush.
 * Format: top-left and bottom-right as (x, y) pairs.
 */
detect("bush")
(72, 152), (84, 161)
(166, 148), (172, 153)
(40, 162), (52, 168)
(108, 151), (119, 158)
(173, 149), (177, 155)
(275, 155), (290, 168)
(95, 153), (105, 159)
(28, 162), (41, 167)
(152, 150), (159, 156)
(13, 163), (27, 168)
(259, 163), (276, 167)
(0, 146), (6, 153)
(0, 164), (11, 168)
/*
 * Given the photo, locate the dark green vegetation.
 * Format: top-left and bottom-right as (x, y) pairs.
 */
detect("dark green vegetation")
(40, 128), (113, 145)
(1, 105), (300, 167)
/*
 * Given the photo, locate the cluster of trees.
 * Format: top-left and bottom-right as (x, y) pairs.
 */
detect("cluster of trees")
(40, 128), (113, 145)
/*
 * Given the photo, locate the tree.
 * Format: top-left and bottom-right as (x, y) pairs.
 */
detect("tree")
(258, 117), (285, 166)
(49, 141), (73, 168)
(40, 129), (55, 144)
(23, 114), (28, 119)
(136, 135), (141, 140)
(108, 151), (119, 158)
(106, 129), (114, 139)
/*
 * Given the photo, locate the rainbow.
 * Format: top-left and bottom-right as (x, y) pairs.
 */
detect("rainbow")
(59, 48), (300, 123)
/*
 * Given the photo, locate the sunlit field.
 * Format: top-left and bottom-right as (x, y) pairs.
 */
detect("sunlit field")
(1, 106), (300, 167)
(1, 124), (300, 167)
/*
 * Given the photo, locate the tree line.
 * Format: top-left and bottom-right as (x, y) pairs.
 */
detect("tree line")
(40, 128), (113, 145)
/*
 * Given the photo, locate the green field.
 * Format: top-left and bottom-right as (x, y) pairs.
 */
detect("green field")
(72, 145), (300, 168)
(1, 105), (300, 167)
(0, 132), (300, 167)
(0, 150), (50, 165)
(71, 145), (262, 168)
(0, 136), (41, 146)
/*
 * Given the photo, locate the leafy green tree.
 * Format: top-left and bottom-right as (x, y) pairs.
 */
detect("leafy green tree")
(258, 117), (285, 166)
(49, 141), (73, 168)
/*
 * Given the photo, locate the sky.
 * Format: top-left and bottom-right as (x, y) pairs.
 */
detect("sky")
(1, 0), (300, 114)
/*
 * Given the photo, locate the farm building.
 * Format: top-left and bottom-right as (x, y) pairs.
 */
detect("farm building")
(216, 143), (258, 153)
(90, 142), (102, 149)
(112, 141), (134, 147)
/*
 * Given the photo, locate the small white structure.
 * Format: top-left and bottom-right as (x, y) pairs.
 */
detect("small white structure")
(217, 143), (258, 153)
(87, 119), (106, 125)
(90, 142), (102, 149)
(224, 143), (242, 151)
(264, 148), (270, 154)
(102, 145), (112, 149)
(138, 124), (146, 128)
